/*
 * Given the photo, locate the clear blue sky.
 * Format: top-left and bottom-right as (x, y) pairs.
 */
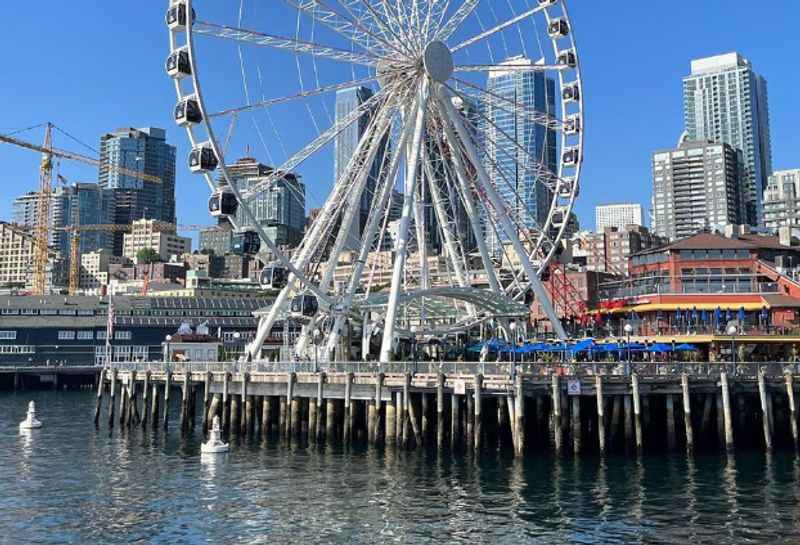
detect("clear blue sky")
(0, 1), (797, 234)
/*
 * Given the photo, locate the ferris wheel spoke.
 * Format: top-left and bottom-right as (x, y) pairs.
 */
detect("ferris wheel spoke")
(435, 0), (480, 42)
(208, 76), (377, 118)
(193, 20), (379, 67)
(241, 87), (391, 199)
(451, 77), (564, 130)
(288, 0), (406, 57)
(350, 0), (416, 57)
(436, 85), (567, 340)
(451, 2), (548, 52)
(454, 63), (569, 73)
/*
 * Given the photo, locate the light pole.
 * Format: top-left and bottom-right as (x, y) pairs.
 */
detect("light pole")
(624, 323), (633, 375)
(509, 322), (517, 378)
(233, 331), (241, 362)
(313, 328), (321, 373)
(164, 334), (172, 370)
(727, 323), (737, 373)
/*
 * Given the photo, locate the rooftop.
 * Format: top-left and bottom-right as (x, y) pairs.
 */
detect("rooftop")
(633, 232), (800, 257)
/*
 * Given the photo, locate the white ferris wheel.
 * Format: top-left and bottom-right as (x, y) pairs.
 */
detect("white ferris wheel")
(166, 0), (584, 362)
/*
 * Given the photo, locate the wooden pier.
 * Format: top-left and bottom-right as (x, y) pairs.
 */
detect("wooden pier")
(95, 361), (800, 454)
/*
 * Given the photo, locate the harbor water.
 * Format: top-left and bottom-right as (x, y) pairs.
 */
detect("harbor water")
(2, 390), (800, 544)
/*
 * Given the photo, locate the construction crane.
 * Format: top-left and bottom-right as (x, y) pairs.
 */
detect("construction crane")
(0, 123), (163, 295)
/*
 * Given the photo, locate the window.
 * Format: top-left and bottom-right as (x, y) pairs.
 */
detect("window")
(115, 331), (132, 340)
(0, 309), (19, 315)
(97, 331), (107, 340)
(0, 331), (16, 340)
(20, 309), (37, 315)
(58, 331), (76, 340)
(77, 331), (94, 340)
(40, 309), (57, 316)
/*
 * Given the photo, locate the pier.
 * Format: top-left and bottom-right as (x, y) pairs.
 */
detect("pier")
(97, 360), (800, 454)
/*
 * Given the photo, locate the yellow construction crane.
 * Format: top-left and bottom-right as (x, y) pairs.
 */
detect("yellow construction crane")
(0, 123), (163, 295)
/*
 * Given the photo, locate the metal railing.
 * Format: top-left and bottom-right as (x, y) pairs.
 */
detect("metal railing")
(107, 360), (800, 379)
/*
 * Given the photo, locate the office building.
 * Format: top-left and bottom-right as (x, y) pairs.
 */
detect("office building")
(223, 157), (306, 248)
(334, 86), (387, 250)
(99, 127), (176, 254)
(763, 169), (800, 232)
(483, 56), (557, 254)
(595, 203), (644, 232)
(652, 139), (743, 240)
(122, 219), (191, 263)
(199, 226), (234, 256)
(683, 52), (772, 225)
(580, 225), (668, 276)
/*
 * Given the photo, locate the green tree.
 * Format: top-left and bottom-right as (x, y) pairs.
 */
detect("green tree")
(136, 247), (160, 264)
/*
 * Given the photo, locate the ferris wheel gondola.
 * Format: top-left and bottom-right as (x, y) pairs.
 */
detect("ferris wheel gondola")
(166, 0), (585, 361)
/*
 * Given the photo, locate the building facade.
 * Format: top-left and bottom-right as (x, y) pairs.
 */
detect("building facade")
(683, 52), (772, 226)
(595, 203), (644, 232)
(580, 225), (668, 276)
(122, 219), (191, 262)
(763, 169), (800, 232)
(483, 56), (557, 254)
(99, 127), (176, 254)
(652, 139), (743, 240)
(199, 225), (234, 256)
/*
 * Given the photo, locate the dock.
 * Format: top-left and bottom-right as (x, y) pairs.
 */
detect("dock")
(97, 360), (800, 454)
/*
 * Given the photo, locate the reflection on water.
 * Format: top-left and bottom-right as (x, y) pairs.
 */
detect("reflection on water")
(1, 391), (800, 544)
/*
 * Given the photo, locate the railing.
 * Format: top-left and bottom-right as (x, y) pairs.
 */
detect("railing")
(108, 360), (800, 379)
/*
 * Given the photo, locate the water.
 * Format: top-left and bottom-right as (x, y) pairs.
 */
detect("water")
(2, 391), (800, 544)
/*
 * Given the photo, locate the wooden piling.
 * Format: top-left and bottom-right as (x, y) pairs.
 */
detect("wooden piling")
(474, 374), (483, 452)
(290, 395), (300, 438)
(316, 373), (325, 442)
(202, 372), (211, 432)
(151, 382), (159, 427)
(141, 371), (150, 428)
(286, 372), (296, 437)
(181, 371), (190, 432)
(246, 395), (256, 437)
(720, 371), (734, 451)
(163, 370), (173, 430)
(514, 374), (525, 456)
(386, 388), (397, 445)
(758, 371), (773, 450)
(222, 372), (230, 433)
(571, 395), (581, 454)
(129, 371), (140, 426)
(507, 394), (517, 452)
(108, 368), (117, 429)
(631, 373), (643, 452)
(407, 375), (422, 448)
(207, 394), (221, 432)
(681, 374), (693, 452)
(279, 396), (287, 436)
(623, 395), (633, 449)
(326, 398), (336, 440)
(344, 372), (353, 443)
(498, 396), (509, 447)
(374, 373), (384, 445)
(451, 391), (459, 450)
(119, 381), (128, 427)
(465, 390), (473, 447)
(436, 373), (445, 449)
(230, 394), (240, 434)
(93, 368), (105, 426)
(611, 395), (622, 447)
(308, 396), (318, 443)
(551, 374), (562, 453)
(786, 373), (798, 450)
(421, 392), (430, 441)
(716, 393), (725, 446)
(596, 375), (605, 454)
(402, 373), (410, 449)
(665, 394), (676, 450)
(240, 373), (249, 436)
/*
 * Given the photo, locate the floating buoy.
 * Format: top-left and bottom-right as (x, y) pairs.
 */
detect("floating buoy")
(201, 415), (229, 454)
(19, 401), (42, 430)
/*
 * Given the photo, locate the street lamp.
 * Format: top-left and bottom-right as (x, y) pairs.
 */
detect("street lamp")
(164, 334), (172, 369)
(313, 328), (321, 373)
(509, 322), (517, 372)
(727, 323), (737, 370)
(624, 323), (633, 375)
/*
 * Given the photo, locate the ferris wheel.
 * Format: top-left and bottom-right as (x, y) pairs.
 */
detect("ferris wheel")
(166, 0), (584, 361)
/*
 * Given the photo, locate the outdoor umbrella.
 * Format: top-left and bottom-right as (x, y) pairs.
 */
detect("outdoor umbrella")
(692, 308), (699, 324)
(726, 309), (732, 322)
(738, 306), (746, 324)
(675, 343), (698, 352)
(714, 307), (722, 328)
(649, 343), (673, 353)
(701, 309), (708, 323)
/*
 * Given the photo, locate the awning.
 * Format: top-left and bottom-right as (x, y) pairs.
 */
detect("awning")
(629, 302), (767, 313)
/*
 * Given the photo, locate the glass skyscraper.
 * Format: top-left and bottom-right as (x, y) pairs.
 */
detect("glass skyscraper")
(99, 127), (176, 255)
(683, 52), (772, 226)
(482, 56), (557, 254)
(334, 86), (387, 251)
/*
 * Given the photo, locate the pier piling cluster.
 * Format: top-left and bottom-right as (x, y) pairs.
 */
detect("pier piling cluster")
(91, 363), (800, 454)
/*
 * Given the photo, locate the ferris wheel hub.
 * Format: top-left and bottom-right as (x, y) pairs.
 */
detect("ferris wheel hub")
(422, 41), (453, 84)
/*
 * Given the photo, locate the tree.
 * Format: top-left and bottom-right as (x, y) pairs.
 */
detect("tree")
(136, 247), (160, 264)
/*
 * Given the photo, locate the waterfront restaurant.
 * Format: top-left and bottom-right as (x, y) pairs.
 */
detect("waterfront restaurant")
(593, 231), (800, 360)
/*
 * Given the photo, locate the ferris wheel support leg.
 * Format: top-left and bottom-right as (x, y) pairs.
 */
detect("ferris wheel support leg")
(379, 86), (430, 362)
(323, 93), (422, 360)
(437, 87), (568, 341)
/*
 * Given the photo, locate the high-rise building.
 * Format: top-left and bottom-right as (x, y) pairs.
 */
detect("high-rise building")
(579, 225), (668, 277)
(334, 86), (387, 250)
(199, 226), (234, 256)
(99, 127), (176, 254)
(595, 203), (644, 232)
(652, 139), (743, 241)
(683, 52), (772, 225)
(763, 169), (800, 232)
(223, 157), (306, 248)
(0, 222), (64, 290)
(122, 219), (191, 263)
(483, 56), (557, 254)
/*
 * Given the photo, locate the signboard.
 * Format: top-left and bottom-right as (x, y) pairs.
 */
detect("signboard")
(567, 379), (581, 396)
(453, 379), (466, 395)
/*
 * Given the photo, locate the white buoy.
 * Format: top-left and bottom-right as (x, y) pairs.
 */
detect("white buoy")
(201, 415), (229, 454)
(19, 401), (42, 430)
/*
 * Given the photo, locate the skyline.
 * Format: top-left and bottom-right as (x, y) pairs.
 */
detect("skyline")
(0, 2), (798, 235)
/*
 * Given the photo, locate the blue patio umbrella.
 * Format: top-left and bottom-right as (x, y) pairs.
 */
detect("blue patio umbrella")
(692, 307), (699, 323)
(675, 343), (698, 351)
(649, 343), (673, 353)
(714, 306), (722, 327)
(738, 306), (746, 324)
(726, 309), (732, 322)
(675, 308), (682, 323)
(701, 309), (708, 323)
